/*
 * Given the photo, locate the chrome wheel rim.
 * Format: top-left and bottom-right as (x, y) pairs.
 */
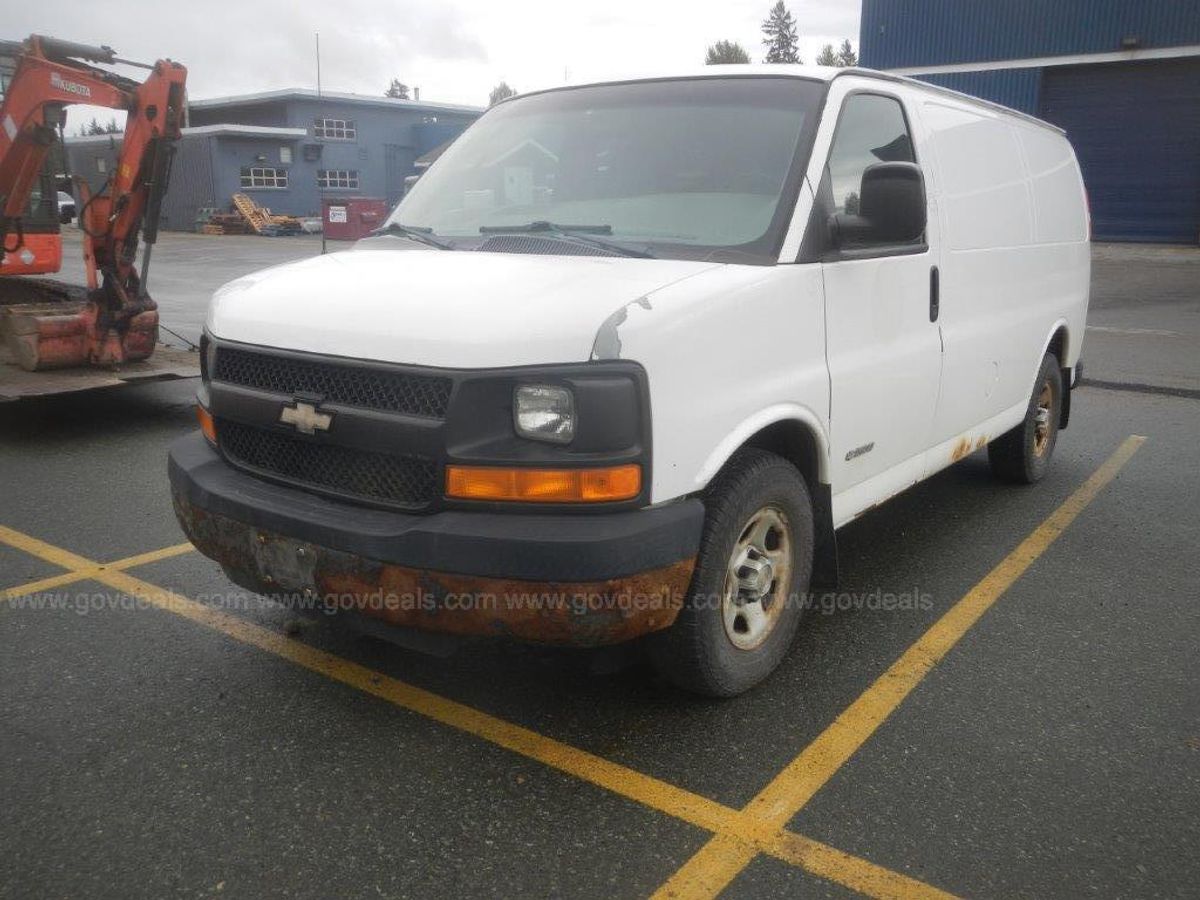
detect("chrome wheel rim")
(722, 506), (793, 651)
(1033, 381), (1054, 457)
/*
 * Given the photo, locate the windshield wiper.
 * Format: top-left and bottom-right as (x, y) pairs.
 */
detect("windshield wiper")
(479, 221), (654, 258)
(370, 222), (456, 250)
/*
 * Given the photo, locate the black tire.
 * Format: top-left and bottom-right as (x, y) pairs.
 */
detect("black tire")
(650, 448), (814, 697)
(988, 353), (1063, 484)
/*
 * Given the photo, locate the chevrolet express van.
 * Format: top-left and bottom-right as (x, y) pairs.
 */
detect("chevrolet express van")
(171, 67), (1089, 696)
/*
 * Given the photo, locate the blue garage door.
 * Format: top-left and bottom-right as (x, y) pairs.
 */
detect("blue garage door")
(1039, 58), (1200, 243)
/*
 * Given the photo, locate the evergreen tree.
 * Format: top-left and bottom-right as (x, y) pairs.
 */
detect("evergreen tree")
(705, 40), (751, 64)
(815, 44), (838, 66)
(385, 78), (410, 100)
(489, 81), (517, 106)
(836, 39), (858, 67)
(81, 117), (121, 136)
(761, 1), (800, 64)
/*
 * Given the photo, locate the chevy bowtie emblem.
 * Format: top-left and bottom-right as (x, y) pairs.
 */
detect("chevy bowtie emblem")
(279, 401), (332, 434)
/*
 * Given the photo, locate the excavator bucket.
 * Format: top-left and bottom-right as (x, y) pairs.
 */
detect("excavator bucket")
(0, 277), (196, 400)
(0, 298), (158, 370)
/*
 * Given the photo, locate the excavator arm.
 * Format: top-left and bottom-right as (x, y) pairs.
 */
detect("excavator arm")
(0, 34), (187, 369)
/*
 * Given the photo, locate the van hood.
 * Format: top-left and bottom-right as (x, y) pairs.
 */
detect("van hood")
(206, 242), (723, 368)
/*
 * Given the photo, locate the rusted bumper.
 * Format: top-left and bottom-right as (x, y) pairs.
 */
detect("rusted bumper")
(168, 434), (703, 646)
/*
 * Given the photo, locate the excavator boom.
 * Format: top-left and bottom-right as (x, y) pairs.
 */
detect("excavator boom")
(0, 33), (188, 374)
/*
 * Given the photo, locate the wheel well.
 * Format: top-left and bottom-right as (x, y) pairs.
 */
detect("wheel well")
(1047, 326), (1067, 365)
(743, 420), (821, 491)
(741, 420), (838, 589)
(1046, 326), (1071, 429)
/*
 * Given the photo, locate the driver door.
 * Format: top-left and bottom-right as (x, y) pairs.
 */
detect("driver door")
(818, 89), (943, 515)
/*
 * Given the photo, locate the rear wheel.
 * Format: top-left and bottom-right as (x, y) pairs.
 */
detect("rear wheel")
(650, 448), (813, 697)
(989, 353), (1063, 484)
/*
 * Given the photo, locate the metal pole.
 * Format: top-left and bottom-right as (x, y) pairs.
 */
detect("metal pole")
(317, 32), (326, 254)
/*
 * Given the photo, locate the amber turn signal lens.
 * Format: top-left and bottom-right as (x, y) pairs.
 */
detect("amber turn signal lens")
(446, 464), (641, 503)
(196, 405), (217, 445)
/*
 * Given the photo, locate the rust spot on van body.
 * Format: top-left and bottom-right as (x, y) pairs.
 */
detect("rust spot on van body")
(951, 437), (973, 462)
(950, 434), (988, 462)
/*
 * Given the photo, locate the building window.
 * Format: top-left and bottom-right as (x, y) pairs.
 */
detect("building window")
(314, 118), (356, 140)
(279, 146), (293, 164)
(317, 169), (360, 190)
(240, 166), (289, 189)
(96, 157), (107, 174)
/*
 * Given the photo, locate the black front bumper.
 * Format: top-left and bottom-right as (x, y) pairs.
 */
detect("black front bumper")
(169, 434), (705, 645)
(169, 433), (702, 582)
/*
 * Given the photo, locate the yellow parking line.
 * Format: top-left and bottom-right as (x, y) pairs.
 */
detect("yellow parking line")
(0, 526), (952, 898)
(651, 434), (1146, 899)
(766, 832), (957, 900)
(0, 539), (193, 601)
(0, 524), (95, 571)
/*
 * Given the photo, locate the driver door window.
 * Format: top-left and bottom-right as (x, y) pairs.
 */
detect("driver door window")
(825, 93), (916, 236)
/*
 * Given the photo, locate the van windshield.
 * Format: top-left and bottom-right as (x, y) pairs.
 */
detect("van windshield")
(388, 77), (823, 264)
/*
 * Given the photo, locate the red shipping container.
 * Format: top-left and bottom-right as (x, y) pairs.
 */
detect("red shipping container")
(321, 197), (390, 240)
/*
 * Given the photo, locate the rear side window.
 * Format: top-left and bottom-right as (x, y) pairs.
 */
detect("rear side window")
(826, 94), (915, 219)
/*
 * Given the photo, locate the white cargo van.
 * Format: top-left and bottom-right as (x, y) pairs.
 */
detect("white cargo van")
(172, 67), (1089, 696)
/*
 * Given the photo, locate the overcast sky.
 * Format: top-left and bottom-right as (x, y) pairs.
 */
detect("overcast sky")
(8, 0), (860, 124)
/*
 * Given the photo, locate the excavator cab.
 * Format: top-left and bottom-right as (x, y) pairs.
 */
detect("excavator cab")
(0, 161), (62, 278)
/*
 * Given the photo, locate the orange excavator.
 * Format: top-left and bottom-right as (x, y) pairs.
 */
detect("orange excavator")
(0, 34), (197, 400)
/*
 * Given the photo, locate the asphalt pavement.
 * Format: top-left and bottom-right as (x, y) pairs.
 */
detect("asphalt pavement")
(1, 233), (1198, 898)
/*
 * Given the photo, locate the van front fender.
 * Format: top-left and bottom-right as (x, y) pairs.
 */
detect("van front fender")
(693, 404), (831, 492)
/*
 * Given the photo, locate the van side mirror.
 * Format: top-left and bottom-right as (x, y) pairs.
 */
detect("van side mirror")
(829, 162), (927, 248)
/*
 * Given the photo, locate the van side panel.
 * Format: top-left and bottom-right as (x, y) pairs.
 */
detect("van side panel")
(918, 97), (1089, 451)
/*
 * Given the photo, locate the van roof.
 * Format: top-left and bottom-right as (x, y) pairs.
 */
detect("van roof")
(512, 64), (1066, 136)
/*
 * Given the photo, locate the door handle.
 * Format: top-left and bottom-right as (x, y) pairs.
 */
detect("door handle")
(929, 265), (940, 323)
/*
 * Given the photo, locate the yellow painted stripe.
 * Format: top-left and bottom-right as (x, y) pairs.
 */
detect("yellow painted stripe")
(103, 541), (195, 570)
(1, 541), (194, 601)
(0, 523), (955, 899)
(0, 524), (95, 571)
(766, 832), (958, 900)
(92, 567), (738, 836)
(652, 435), (1145, 899)
(2, 569), (97, 601)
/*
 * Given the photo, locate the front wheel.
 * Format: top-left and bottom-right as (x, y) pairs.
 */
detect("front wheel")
(989, 353), (1063, 484)
(650, 448), (813, 697)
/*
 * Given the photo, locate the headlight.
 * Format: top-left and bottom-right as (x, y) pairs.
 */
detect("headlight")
(514, 384), (574, 444)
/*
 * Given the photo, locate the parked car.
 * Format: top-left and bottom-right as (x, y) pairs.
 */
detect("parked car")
(56, 190), (75, 224)
(171, 67), (1089, 696)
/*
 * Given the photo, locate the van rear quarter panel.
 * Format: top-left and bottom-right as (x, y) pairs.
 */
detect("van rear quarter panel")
(917, 94), (1089, 448)
(616, 263), (830, 505)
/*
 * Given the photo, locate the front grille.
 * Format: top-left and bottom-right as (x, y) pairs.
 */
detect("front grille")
(218, 419), (437, 509)
(214, 347), (452, 419)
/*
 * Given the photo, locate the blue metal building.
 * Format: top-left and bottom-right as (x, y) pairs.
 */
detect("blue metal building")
(859, 0), (1200, 243)
(66, 89), (481, 231)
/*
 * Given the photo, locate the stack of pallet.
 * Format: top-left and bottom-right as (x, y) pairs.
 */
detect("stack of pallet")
(230, 193), (302, 236)
(199, 212), (252, 235)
